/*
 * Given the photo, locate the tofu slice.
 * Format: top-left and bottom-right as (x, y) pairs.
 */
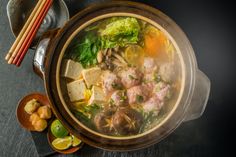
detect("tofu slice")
(67, 79), (87, 102)
(61, 59), (83, 80)
(88, 86), (106, 105)
(82, 67), (102, 88)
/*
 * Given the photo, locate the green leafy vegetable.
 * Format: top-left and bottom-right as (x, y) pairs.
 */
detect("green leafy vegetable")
(67, 33), (101, 68)
(139, 111), (156, 133)
(66, 17), (141, 67)
(71, 103), (102, 128)
(73, 103), (101, 119)
(100, 17), (140, 48)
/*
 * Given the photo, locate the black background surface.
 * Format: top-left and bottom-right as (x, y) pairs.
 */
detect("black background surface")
(0, 0), (236, 156)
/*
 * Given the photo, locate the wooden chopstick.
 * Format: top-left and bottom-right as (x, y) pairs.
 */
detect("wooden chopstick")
(7, 0), (47, 64)
(4, 0), (43, 61)
(15, 0), (53, 66)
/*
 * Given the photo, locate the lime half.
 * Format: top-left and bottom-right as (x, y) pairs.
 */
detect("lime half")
(125, 45), (144, 66)
(51, 119), (69, 138)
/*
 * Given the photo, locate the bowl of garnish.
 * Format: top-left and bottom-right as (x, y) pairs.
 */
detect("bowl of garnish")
(47, 119), (83, 154)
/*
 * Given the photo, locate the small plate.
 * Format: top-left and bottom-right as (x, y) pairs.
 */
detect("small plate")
(16, 93), (50, 131)
(47, 121), (83, 154)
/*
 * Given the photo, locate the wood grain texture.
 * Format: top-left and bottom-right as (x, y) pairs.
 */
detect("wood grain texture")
(1, 0), (235, 157)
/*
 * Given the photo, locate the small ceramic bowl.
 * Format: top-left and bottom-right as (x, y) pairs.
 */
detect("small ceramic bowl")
(6, 0), (70, 48)
(47, 120), (83, 154)
(16, 93), (51, 131)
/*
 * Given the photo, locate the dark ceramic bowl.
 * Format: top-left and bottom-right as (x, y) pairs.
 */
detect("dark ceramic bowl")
(33, 1), (210, 151)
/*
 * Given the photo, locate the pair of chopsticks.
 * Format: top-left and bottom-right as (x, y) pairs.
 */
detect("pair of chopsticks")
(5, 0), (53, 67)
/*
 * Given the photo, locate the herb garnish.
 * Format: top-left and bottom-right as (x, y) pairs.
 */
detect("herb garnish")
(128, 75), (138, 80)
(154, 74), (161, 83)
(136, 95), (144, 103)
(111, 82), (122, 90)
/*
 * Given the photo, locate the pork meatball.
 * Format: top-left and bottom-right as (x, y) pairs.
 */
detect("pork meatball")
(154, 82), (171, 101)
(119, 67), (143, 88)
(102, 71), (122, 95)
(159, 63), (175, 83)
(127, 85), (150, 104)
(143, 57), (157, 73)
(110, 90), (128, 107)
(142, 96), (164, 114)
(112, 108), (143, 135)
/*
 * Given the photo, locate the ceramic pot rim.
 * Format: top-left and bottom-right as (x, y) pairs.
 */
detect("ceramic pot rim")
(44, 1), (196, 151)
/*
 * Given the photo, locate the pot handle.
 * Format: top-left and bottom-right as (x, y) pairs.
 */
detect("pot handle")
(183, 70), (211, 122)
(33, 29), (59, 79)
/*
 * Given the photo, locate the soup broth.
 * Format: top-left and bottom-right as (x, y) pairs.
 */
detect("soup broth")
(60, 17), (182, 136)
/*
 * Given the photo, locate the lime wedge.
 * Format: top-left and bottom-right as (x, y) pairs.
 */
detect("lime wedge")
(52, 136), (72, 150)
(71, 135), (82, 147)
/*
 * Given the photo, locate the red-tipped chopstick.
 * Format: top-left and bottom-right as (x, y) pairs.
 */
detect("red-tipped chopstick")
(5, 0), (46, 63)
(5, 0), (53, 67)
(14, 0), (53, 66)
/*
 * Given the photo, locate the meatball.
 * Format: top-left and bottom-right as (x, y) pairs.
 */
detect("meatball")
(119, 67), (143, 88)
(143, 71), (161, 84)
(143, 72), (153, 83)
(102, 71), (122, 95)
(142, 96), (164, 114)
(127, 85), (150, 104)
(112, 108), (143, 135)
(110, 90), (128, 107)
(154, 82), (171, 101)
(94, 109), (116, 135)
(143, 57), (157, 73)
(159, 63), (175, 82)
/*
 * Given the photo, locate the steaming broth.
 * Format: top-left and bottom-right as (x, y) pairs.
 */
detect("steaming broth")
(60, 17), (182, 136)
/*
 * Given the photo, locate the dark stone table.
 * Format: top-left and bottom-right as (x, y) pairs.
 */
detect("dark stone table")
(0, 0), (235, 156)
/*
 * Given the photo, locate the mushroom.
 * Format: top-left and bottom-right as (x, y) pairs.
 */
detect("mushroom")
(107, 48), (112, 56)
(113, 46), (119, 52)
(113, 53), (127, 65)
(94, 109), (116, 135)
(102, 48), (108, 56)
(112, 108), (143, 135)
(97, 50), (103, 63)
(98, 48), (127, 69)
(112, 53), (127, 67)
